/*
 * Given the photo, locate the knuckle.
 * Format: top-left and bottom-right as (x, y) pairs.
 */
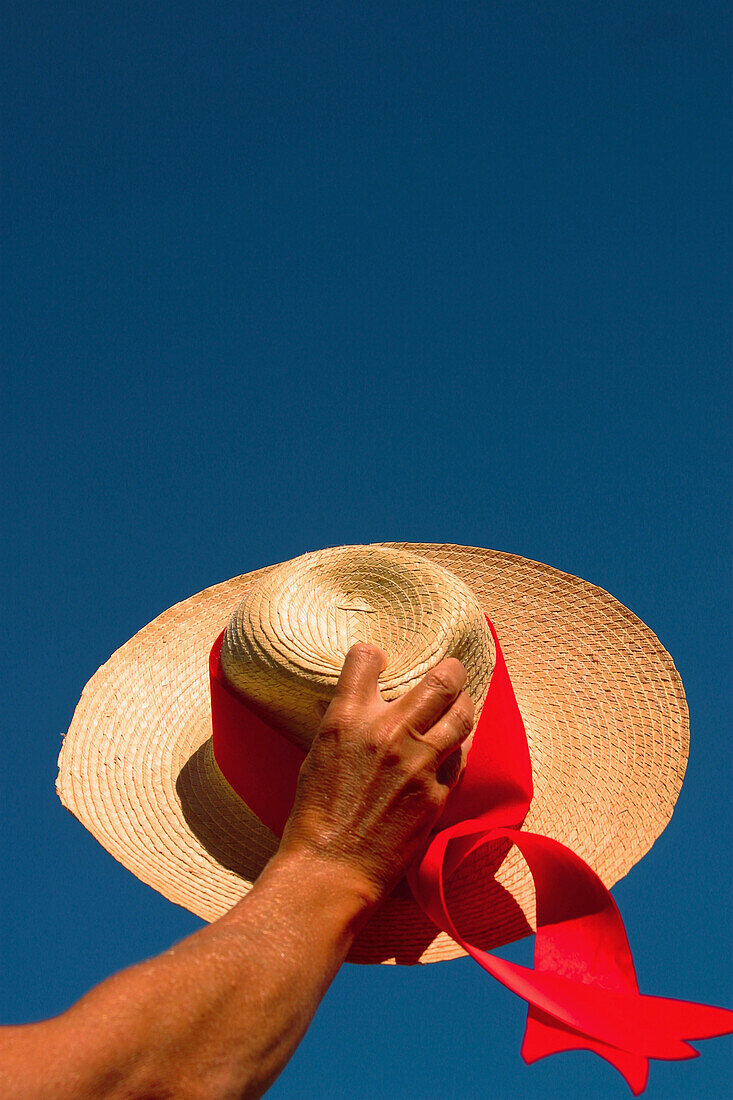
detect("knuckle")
(398, 717), (426, 744)
(403, 768), (433, 799)
(374, 724), (413, 767)
(318, 702), (367, 742)
(325, 697), (358, 724)
(318, 700), (346, 729)
(425, 781), (448, 811)
(376, 713), (408, 747)
(358, 724), (382, 752)
(426, 665), (460, 698)
(361, 722), (384, 749)
(316, 715), (341, 742)
(453, 694), (475, 733)
(347, 641), (384, 663)
(378, 745), (403, 769)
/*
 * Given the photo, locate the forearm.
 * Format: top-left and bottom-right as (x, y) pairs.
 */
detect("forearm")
(0, 644), (468, 1098)
(148, 847), (376, 1098)
(3, 850), (376, 1100)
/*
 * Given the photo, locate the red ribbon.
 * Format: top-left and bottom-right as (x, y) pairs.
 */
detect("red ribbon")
(209, 618), (732, 1094)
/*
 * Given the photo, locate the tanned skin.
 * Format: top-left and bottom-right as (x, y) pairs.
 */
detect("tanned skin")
(0, 642), (474, 1099)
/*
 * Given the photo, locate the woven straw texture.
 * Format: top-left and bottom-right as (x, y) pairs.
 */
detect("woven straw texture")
(220, 546), (495, 751)
(57, 543), (689, 966)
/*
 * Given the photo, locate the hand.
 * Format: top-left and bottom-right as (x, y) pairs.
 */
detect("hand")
(279, 642), (475, 905)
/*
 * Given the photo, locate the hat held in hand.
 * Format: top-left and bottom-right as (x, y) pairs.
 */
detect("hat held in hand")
(57, 543), (733, 1093)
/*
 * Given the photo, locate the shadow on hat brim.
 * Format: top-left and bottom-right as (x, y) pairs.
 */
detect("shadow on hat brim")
(176, 738), (533, 964)
(57, 542), (688, 965)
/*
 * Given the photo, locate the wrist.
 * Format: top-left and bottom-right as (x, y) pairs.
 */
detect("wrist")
(271, 843), (383, 920)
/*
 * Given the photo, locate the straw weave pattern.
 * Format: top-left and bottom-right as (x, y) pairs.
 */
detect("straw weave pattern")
(57, 543), (688, 965)
(220, 546), (495, 750)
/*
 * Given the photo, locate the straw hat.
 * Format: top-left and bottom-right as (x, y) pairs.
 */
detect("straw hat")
(57, 543), (688, 966)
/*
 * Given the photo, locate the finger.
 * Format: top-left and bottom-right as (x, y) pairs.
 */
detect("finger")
(418, 690), (475, 760)
(334, 642), (388, 704)
(391, 657), (467, 736)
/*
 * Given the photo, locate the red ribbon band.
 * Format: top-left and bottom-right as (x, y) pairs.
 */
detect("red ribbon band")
(209, 618), (732, 1094)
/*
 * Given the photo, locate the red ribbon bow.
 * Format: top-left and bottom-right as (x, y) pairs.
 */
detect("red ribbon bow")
(209, 617), (732, 1094)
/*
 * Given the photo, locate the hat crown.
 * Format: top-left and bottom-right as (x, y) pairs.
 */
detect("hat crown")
(220, 545), (495, 750)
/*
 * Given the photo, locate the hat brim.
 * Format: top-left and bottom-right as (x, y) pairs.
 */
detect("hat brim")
(57, 543), (688, 965)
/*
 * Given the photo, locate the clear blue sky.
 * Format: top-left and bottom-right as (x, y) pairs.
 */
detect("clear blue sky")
(2, 2), (730, 1097)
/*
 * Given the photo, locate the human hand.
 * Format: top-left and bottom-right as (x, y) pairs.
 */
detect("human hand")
(279, 642), (475, 905)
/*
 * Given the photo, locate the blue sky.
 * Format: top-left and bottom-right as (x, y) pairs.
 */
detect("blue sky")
(2, 2), (730, 1097)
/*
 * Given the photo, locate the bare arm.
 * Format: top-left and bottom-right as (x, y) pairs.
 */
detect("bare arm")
(0, 643), (474, 1100)
(0, 851), (374, 1100)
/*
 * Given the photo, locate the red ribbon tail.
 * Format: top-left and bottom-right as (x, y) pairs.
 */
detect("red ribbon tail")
(521, 1008), (651, 1096)
(209, 617), (733, 1095)
(412, 824), (733, 1094)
